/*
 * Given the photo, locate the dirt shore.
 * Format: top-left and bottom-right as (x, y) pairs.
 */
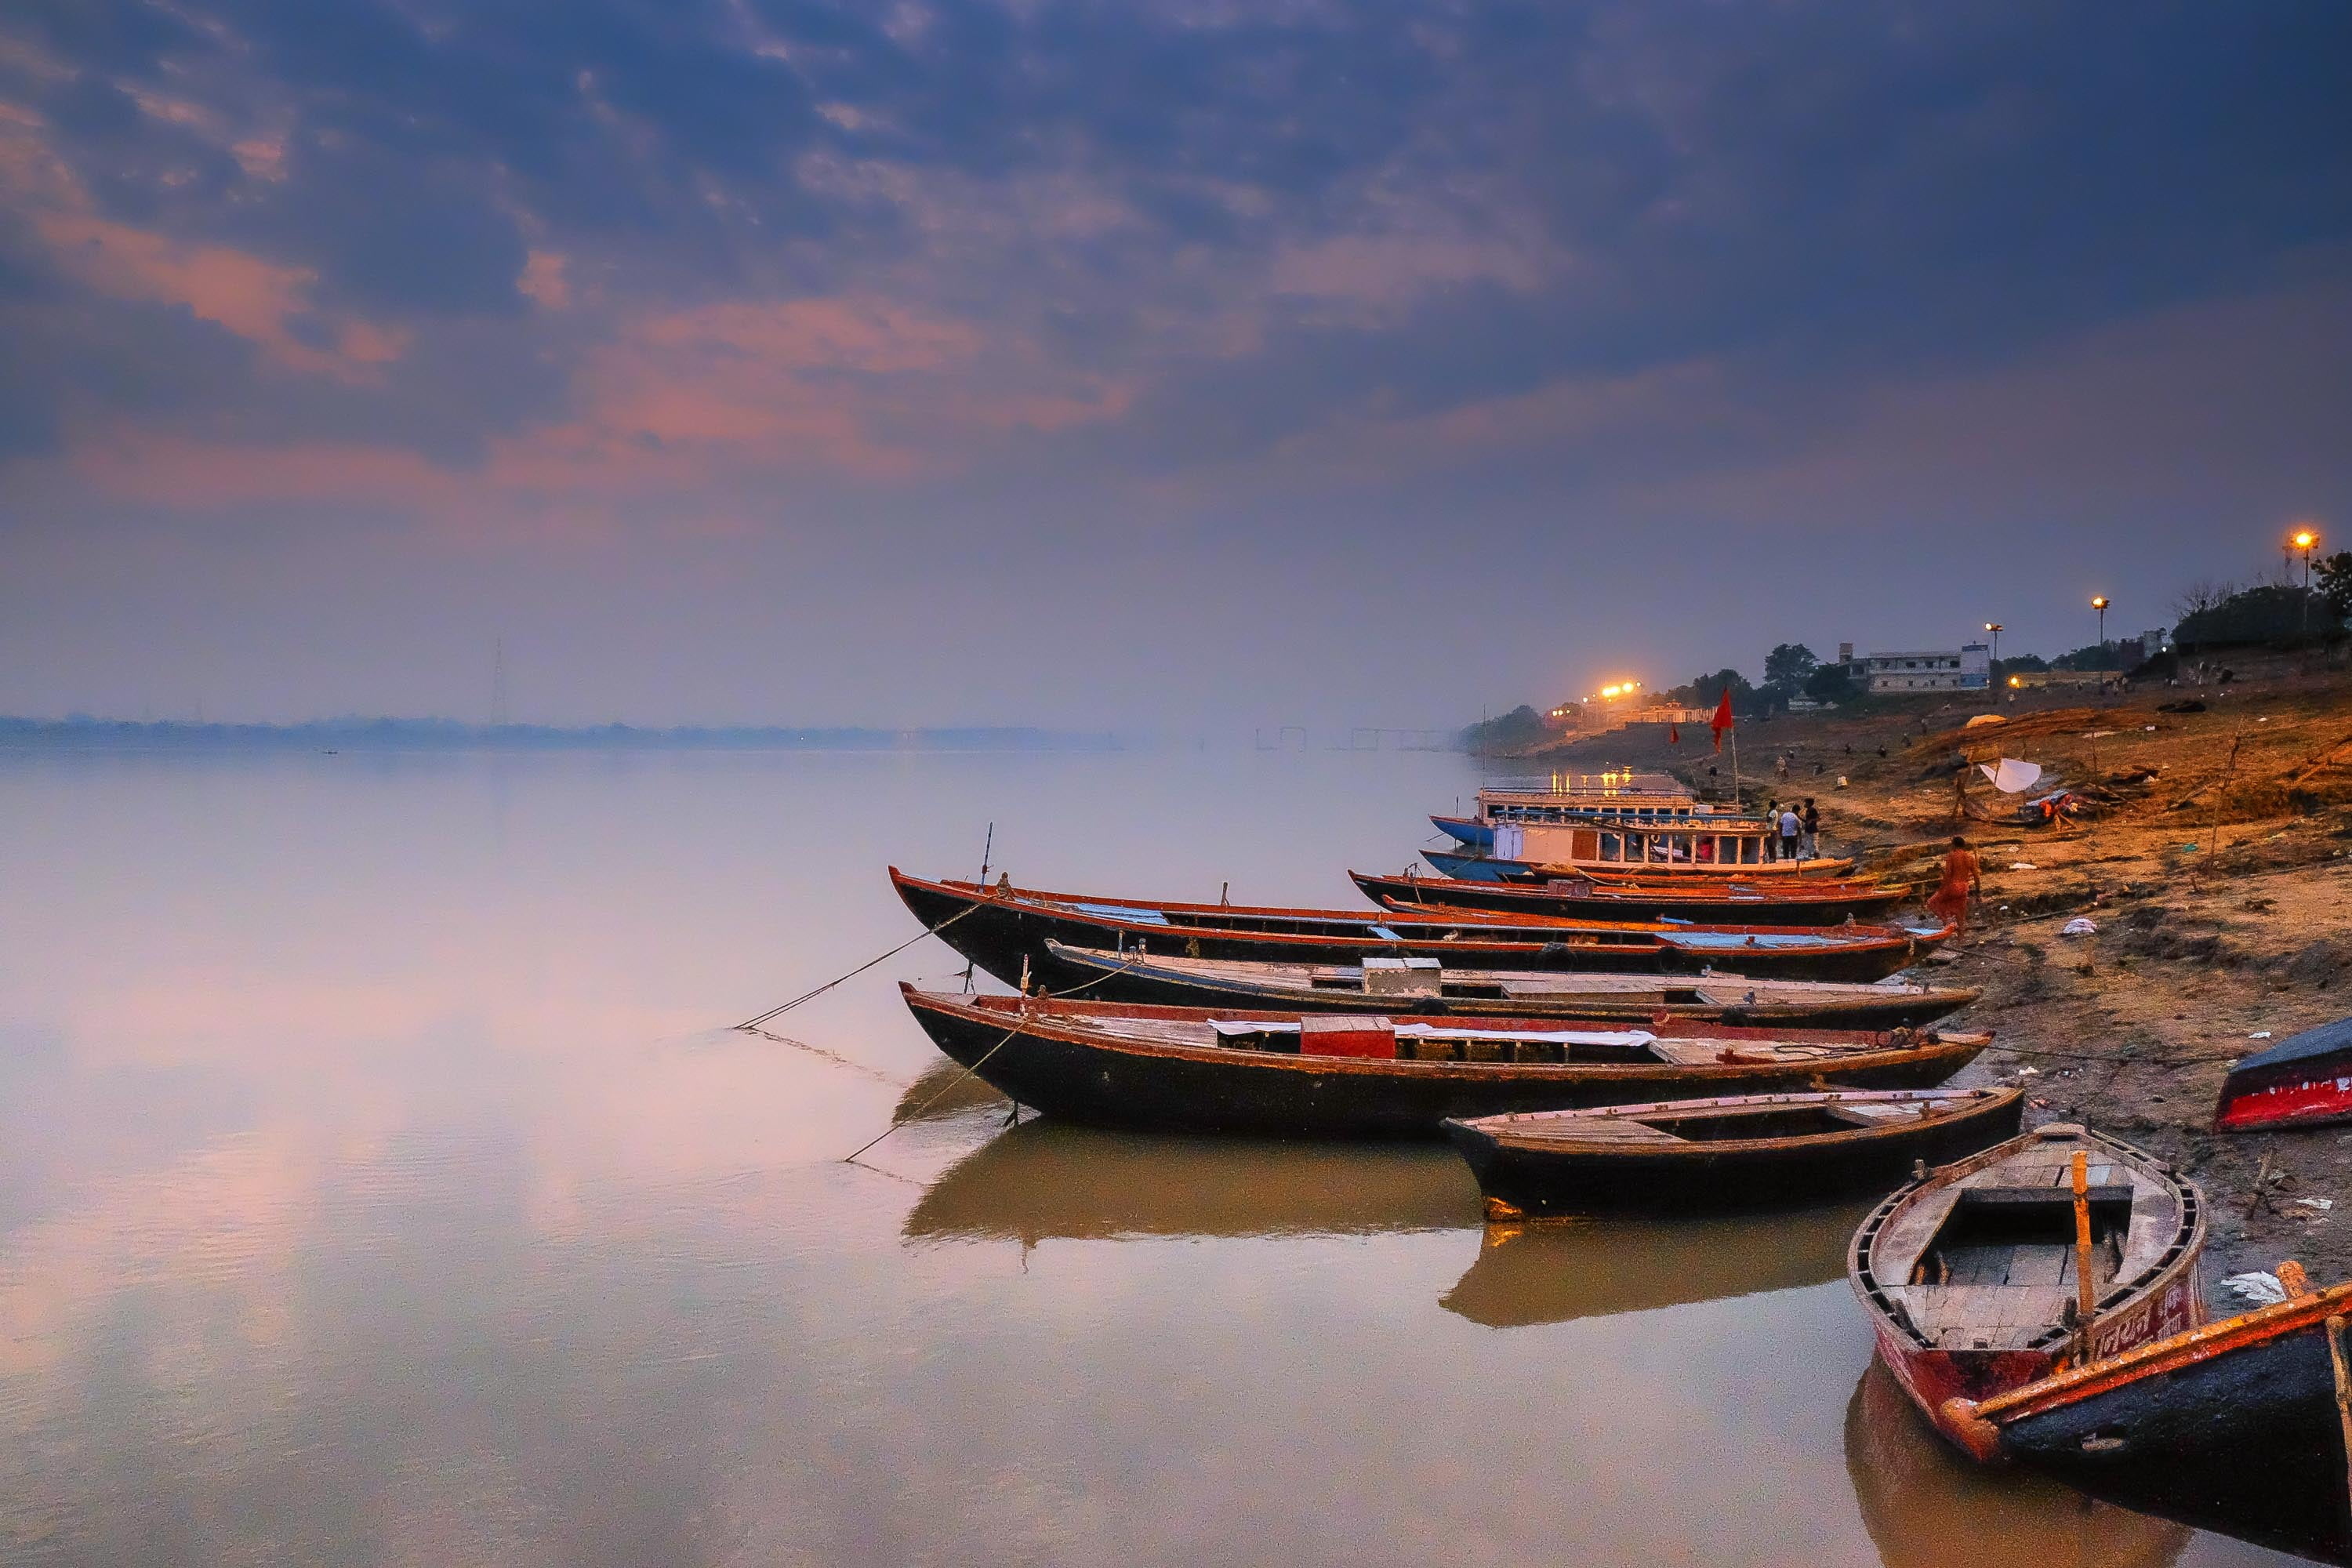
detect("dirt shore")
(1526, 649), (2352, 1305)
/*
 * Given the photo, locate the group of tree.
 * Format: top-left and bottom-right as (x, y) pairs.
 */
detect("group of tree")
(1664, 644), (1857, 718)
(1458, 705), (1552, 753)
(2169, 572), (2347, 652)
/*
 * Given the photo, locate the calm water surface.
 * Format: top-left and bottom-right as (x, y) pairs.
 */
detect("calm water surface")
(0, 748), (2292, 1566)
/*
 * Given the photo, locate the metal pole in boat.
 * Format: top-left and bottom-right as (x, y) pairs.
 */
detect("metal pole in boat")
(961, 822), (994, 993)
(2071, 1150), (2097, 1358)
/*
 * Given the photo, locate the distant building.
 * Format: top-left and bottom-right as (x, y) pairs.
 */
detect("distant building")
(1864, 644), (1991, 693)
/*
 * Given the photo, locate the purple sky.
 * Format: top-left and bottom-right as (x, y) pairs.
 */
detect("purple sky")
(3, 2), (2348, 729)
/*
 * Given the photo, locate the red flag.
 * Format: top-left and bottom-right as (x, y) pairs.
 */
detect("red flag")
(1668, 722), (1681, 746)
(1708, 690), (1734, 753)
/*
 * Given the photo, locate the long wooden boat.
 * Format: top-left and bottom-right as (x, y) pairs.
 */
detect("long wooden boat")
(1355, 866), (1911, 925)
(1426, 844), (1858, 882)
(898, 986), (1992, 1138)
(2214, 1016), (2352, 1132)
(1445, 1087), (2024, 1218)
(888, 869), (1950, 989)
(1943, 1269), (2352, 1564)
(1039, 941), (1978, 1029)
(1848, 1124), (2206, 1448)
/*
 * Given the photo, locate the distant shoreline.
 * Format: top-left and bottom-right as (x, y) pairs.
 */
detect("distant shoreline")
(0, 717), (1125, 753)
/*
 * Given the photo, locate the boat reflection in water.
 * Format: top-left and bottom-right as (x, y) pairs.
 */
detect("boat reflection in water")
(1844, 1359), (2189, 1568)
(1440, 1201), (1867, 1328)
(905, 1116), (1475, 1245)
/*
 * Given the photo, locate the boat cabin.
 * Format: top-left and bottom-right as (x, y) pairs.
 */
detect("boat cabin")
(1497, 818), (1806, 870)
(1476, 774), (1730, 828)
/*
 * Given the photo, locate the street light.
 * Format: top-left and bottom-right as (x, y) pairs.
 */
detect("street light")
(2091, 596), (2109, 666)
(2292, 528), (2321, 637)
(1984, 622), (2002, 684)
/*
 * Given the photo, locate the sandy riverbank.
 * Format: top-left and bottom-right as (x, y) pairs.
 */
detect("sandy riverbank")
(1526, 650), (2352, 1301)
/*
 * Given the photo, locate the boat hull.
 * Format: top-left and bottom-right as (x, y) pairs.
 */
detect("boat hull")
(900, 992), (1987, 1140)
(1424, 848), (1859, 881)
(1964, 1283), (2352, 1564)
(1446, 1093), (2024, 1215)
(1357, 868), (1911, 927)
(1041, 944), (1974, 1030)
(1432, 814), (1494, 848)
(892, 872), (1934, 989)
(1997, 1316), (2349, 1562)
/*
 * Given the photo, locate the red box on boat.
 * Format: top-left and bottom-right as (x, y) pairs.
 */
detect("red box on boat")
(1300, 1015), (1396, 1058)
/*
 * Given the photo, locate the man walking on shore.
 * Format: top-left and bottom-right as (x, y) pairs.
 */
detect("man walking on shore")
(1801, 798), (1820, 859)
(1926, 836), (1981, 936)
(1777, 802), (1802, 862)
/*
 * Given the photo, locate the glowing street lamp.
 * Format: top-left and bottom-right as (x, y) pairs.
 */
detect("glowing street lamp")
(1983, 622), (2003, 677)
(2291, 528), (2321, 635)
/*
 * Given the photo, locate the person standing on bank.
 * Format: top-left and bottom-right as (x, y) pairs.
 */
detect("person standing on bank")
(1778, 802), (1802, 862)
(1801, 798), (1820, 859)
(1761, 799), (1780, 858)
(1926, 836), (1982, 935)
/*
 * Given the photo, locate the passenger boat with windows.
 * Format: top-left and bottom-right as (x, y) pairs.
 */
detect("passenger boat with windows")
(1848, 1123), (2205, 1449)
(898, 986), (1993, 1138)
(1445, 1087), (2024, 1217)
(1425, 815), (1855, 883)
(1037, 940), (1976, 1029)
(1354, 866), (1909, 925)
(1432, 774), (1746, 849)
(887, 869), (1949, 989)
(1942, 1263), (2352, 1565)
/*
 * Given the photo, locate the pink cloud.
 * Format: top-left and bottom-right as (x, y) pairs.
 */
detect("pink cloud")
(36, 213), (410, 383)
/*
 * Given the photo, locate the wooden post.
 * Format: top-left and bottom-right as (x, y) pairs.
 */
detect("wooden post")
(2325, 1314), (2352, 1537)
(2071, 1150), (2097, 1354)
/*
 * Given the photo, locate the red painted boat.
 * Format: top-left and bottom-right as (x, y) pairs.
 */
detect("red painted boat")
(1847, 1123), (2205, 1447)
(2214, 1017), (2352, 1132)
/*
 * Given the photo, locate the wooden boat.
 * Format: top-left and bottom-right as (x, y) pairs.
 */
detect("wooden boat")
(1444, 1087), (2024, 1218)
(1848, 1124), (2206, 1447)
(1942, 1267), (2352, 1565)
(1426, 840), (1858, 882)
(888, 869), (1950, 989)
(1355, 866), (1911, 926)
(1492, 815), (1856, 877)
(1039, 941), (1979, 1029)
(898, 985), (1992, 1138)
(1432, 775), (1741, 849)
(2214, 1016), (2352, 1132)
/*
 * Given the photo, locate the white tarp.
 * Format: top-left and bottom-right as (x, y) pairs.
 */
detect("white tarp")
(1977, 757), (2045, 793)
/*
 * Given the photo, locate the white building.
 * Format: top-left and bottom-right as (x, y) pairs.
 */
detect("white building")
(1864, 644), (1991, 692)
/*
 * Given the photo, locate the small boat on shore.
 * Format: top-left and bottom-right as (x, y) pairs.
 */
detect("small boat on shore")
(1040, 941), (1978, 1029)
(890, 869), (1950, 989)
(1848, 1124), (2205, 1447)
(900, 987), (1993, 1138)
(1355, 867), (1911, 926)
(1942, 1265), (2352, 1565)
(2214, 1016), (2352, 1132)
(1444, 1087), (2025, 1218)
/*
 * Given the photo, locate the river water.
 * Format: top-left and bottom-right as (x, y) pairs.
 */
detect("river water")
(0, 746), (2292, 1566)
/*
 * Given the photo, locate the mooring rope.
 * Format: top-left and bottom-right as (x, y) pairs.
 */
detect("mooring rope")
(731, 900), (982, 1032)
(838, 953), (1147, 1163)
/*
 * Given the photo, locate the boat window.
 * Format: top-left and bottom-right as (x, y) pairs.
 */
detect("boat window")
(1599, 832), (1621, 860)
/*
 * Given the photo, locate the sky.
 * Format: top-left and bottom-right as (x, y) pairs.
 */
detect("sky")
(3, 0), (2349, 731)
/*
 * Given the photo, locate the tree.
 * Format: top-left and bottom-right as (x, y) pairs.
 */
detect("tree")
(2317, 552), (2352, 624)
(2174, 584), (2337, 649)
(1459, 705), (1549, 753)
(1803, 664), (1860, 704)
(1762, 644), (1818, 688)
(2170, 578), (2237, 621)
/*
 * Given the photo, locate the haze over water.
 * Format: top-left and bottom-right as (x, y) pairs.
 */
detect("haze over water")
(0, 746), (2294, 1566)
